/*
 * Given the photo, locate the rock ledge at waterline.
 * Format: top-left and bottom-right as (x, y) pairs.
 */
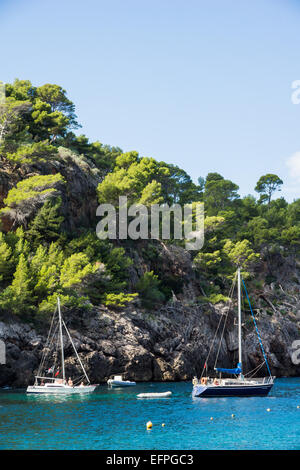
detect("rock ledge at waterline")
(0, 296), (299, 388)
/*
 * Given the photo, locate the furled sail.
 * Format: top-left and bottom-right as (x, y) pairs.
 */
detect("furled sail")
(215, 362), (242, 374)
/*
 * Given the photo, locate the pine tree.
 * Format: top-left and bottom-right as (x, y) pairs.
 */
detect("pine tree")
(60, 253), (96, 288)
(0, 233), (13, 282)
(28, 197), (64, 244)
(0, 254), (34, 316)
(10, 254), (31, 297)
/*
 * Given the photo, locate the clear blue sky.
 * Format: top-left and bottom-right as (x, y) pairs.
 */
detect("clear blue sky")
(1, 0), (300, 201)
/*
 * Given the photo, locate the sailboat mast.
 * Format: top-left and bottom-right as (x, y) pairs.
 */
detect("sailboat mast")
(237, 267), (242, 370)
(57, 297), (65, 382)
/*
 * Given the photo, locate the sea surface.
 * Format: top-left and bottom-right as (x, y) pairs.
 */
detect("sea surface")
(0, 378), (299, 450)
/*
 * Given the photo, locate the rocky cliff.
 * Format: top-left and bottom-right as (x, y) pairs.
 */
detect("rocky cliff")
(0, 147), (100, 232)
(0, 145), (299, 387)
(1, 273), (299, 388)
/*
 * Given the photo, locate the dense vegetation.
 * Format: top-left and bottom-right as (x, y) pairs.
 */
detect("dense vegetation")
(0, 79), (299, 321)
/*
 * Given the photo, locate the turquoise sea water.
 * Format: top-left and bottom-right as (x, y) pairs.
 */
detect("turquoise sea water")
(0, 378), (299, 450)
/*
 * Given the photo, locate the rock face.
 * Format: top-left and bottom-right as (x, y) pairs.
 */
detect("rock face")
(0, 145), (299, 387)
(0, 147), (101, 233)
(1, 297), (299, 388)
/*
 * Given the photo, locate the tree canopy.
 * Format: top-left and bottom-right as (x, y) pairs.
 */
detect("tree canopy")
(0, 79), (299, 316)
(255, 174), (283, 204)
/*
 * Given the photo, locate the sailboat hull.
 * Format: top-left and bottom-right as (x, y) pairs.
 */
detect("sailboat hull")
(193, 383), (273, 398)
(26, 385), (98, 395)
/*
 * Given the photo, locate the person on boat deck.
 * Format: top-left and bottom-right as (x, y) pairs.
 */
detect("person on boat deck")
(80, 382), (84, 387)
(68, 377), (73, 387)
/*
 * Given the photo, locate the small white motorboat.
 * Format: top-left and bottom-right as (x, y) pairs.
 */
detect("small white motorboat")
(107, 375), (136, 387)
(137, 391), (172, 398)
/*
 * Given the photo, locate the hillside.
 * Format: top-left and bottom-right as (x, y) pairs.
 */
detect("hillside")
(0, 79), (299, 386)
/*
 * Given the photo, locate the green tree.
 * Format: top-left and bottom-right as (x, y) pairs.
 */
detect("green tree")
(156, 164), (202, 205)
(60, 253), (96, 288)
(6, 141), (58, 164)
(139, 180), (163, 206)
(0, 96), (31, 154)
(36, 83), (79, 128)
(0, 233), (13, 282)
(5, 79), (36, 102)
(59, 133), (122, 173)
(28, 197), (64, 244)
(104, 292), (138, 308)
(287, 199), (300, 226)
(10, 254), (31, 297)
(31, 99), (70, 142)
(223, 239), (260, 272)
(0, 254), (33, 316)
(204, 173), (239, 215)
(32, 243), (64, 300)
(136, 271), (165, 308)
(255, 174), (283, 205)
(1, 174), (65, 230)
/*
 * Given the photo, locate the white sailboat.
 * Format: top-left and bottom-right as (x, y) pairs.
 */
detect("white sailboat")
(27, 297), (98, 394)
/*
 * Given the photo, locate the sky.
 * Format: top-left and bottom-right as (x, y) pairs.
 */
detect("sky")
(1, 0), (300, 201)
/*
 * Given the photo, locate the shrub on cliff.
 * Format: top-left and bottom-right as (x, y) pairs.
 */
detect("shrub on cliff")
(136, 271), (165, 309)
(6, 141), (58, 164)
(0, 253), (34, 318)
(1, 173), (65, 211)
(27, 197), (65, 245)
(104, 292), (138, 308)
(0, 233), (14, 283)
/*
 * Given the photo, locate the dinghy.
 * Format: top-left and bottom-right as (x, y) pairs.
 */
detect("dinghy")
(107, 375), (136, 387)
(137, 391), (172, 398)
